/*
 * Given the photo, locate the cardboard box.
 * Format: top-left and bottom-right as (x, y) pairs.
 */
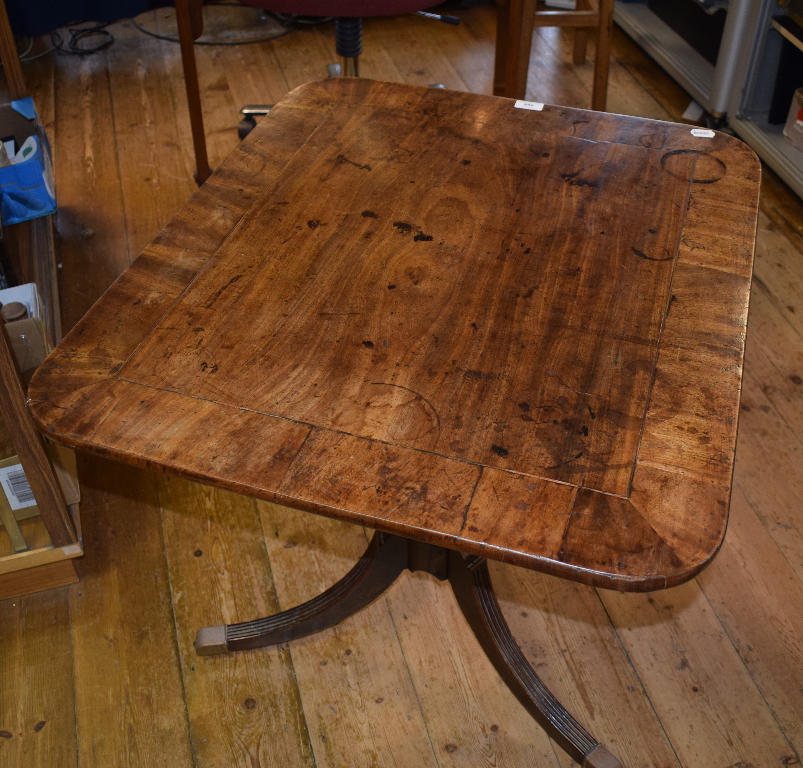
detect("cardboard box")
(0, 97), (56, 226)
(783, 88), (803, 153)
(0, 444), (81, 553)
(0, 283), (51, 385)
(0, 281), (81, 561)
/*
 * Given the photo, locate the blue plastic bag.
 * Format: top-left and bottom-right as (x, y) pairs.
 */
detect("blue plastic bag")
(0, 98), (56, 226)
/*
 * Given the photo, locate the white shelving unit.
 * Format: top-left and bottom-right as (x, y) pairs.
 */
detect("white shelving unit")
(613, 0), (753, 117)
(728, 0), (803, 200)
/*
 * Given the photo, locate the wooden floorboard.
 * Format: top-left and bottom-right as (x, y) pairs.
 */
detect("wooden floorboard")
(1, 3), (802, 766)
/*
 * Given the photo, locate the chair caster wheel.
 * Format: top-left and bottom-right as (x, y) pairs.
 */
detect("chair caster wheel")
(238, 115), (257, 140)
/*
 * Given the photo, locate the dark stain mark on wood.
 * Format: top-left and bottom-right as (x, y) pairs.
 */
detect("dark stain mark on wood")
(361, 210), (379, 218)
(791, 375), (802, 385)
(387, 284), (396, 289)
(0, 731), (12, 739)
(632, 247), (673, 262)
(518, 402), (530, 411)
(458, 368), (505, 380)
(307, 219), (321, 229)
(370, 381), (442, 433)
(462, 159), (471, 165)
(204, 274), (241, 308)
(336, 154), (371, 171)
(362, 340), (375, 348)
(33, 721), (46, 733)
(393, 221), (414, 234)
(491, 445), (509, 457)
(571, 120), (590, 136)
(414, 233), (433, 242)
(639, 132), (667, 149)
(660, 149), (727, 184)
(243, 698), (257, 710)
(560, 171), (598, 189)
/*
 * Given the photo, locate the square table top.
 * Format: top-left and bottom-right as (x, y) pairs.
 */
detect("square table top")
(29, 79), (760, 592)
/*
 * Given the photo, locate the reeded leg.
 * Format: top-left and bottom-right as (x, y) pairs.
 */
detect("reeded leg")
(195, 530), (622, 767)
(447, 551), (622, 768)
(195, 532), (409, 655)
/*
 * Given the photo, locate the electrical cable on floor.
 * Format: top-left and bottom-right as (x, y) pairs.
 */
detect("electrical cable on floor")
(20, 43), (56, 61)
(1, 1), (335, 65)
(51, 22), (115, 55)
(129, 16), (293, 46)
(129, 2), (333, 46)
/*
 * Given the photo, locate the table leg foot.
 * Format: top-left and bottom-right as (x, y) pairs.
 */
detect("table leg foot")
(447, 552), (622, 768)
(194, 532), (409, 655)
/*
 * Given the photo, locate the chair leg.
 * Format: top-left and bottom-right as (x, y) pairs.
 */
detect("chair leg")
(175, 0), (211, 185)
(494, 0), (537, 100)
(573, 0), (591, 64)
(493, 0), (512, 96)
(591, 0), (614, 111)
(335, 17), (362, 77)
(573, 28), (588, 65)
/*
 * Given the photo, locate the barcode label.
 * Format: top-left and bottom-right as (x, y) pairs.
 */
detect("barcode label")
(0, 463), (37, 511)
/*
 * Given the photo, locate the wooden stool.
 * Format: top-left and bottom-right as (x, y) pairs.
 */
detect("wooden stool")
(494, 0), (615, 110)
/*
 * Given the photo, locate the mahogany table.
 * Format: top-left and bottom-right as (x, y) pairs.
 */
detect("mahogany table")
(28, 79), (760, 767)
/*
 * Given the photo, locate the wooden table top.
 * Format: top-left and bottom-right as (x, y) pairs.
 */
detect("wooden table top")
(29, 79), (760, 592)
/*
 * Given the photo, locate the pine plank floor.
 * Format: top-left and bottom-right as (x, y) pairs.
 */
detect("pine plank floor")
(1, 3), (802, 766)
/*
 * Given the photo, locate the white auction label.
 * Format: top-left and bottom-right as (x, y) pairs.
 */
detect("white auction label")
(690, 128), (715, 138)
(514, 100), (544, 111)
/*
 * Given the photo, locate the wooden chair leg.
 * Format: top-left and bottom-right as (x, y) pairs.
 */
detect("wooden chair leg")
(493, 0), (512, 96)
(573, 0), (591, 64)
(573, 29), (588, 65)
(494, 0), (537, 99)
(175, 0), (211, 185)
(591, 0), (614, 112)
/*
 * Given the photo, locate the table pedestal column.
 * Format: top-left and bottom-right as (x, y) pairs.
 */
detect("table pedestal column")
(194, 532), (621, 768)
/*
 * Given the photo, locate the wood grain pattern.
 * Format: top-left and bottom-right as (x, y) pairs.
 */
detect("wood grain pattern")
(158, 479), (316, 768)
(3, 5), (801, 766)
(29, 78), (760, 592)
(69, 457), (194, 768)
(256, 503), (443, 768)
(0, 587), (76, 768)
(600, 580), (799, 766)
(0, 560), (77, 600)
(0, 0), (25, 100)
